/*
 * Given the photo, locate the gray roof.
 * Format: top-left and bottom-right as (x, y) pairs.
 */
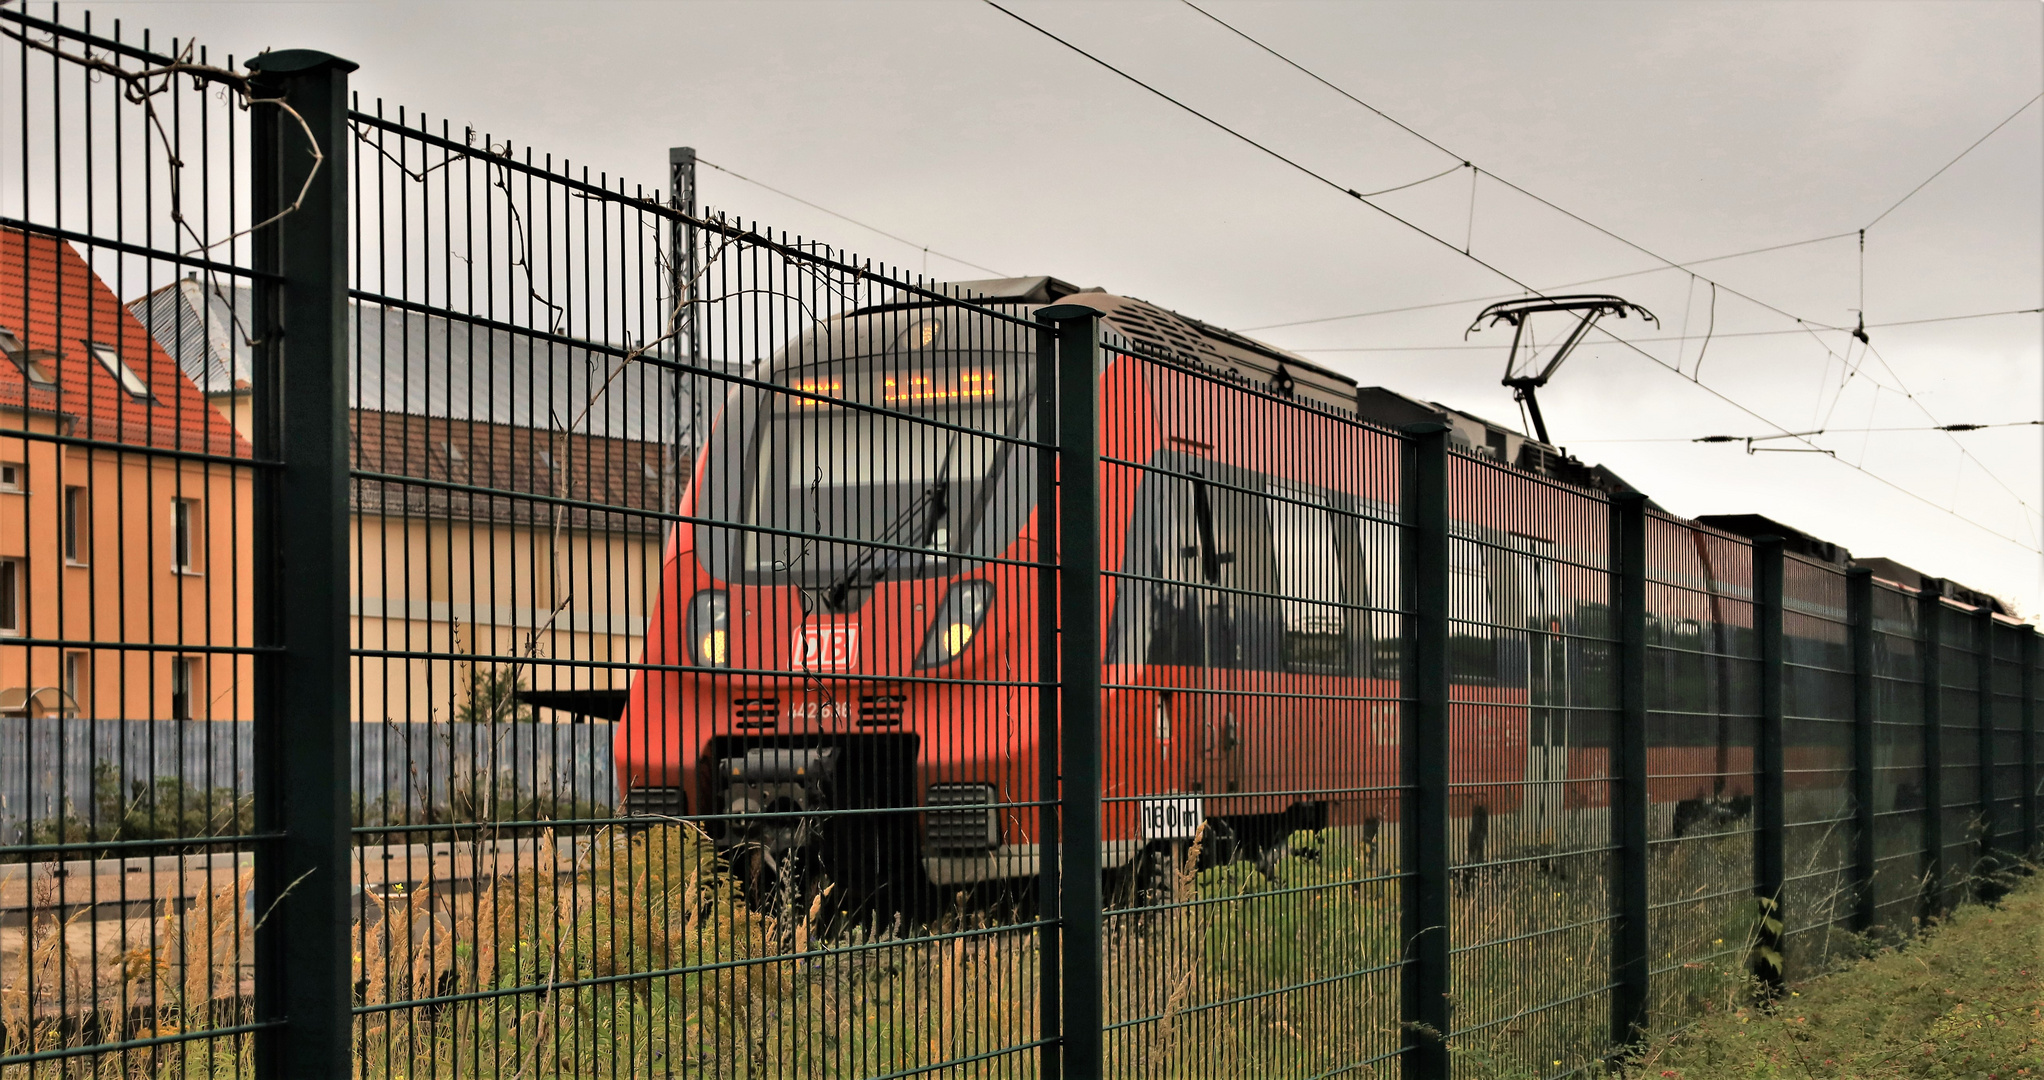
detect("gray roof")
(131, 279), (687, 443)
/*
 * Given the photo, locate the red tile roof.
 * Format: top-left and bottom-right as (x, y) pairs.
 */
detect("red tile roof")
(0, 228), (247, 457)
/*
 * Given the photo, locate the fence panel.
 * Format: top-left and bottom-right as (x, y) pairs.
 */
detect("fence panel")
(1866, 581), (1928, 931)
(1988, 621), (2025, 861)
(1777, 555), (1854, 978)
(1444, 451), (1617, 1077)
(11, 7), (2044, 1077)
(340, 99), (1056, 1078)
(1935, 602), (1983, 900)
(1095, 336), (1407, 1077)
(1, 9), (266, 1071)
(1641, 514), (1758, 1027)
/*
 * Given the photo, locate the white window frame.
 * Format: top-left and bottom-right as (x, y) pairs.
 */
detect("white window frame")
(172, 497), (202, 575)
(0, 326), (55, 386)
(86, 341), (151, 399)
(0, 462), (24, 494)
(64, 651), (87, 713)
(63, 486), (87, 564)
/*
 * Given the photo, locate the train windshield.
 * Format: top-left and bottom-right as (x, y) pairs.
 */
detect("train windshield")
(741, 353), (1035, 583)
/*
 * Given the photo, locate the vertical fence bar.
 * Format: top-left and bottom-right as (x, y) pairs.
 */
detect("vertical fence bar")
(2025, 631), (2039, 861)
(1918, 584), (1945, 917)
(1753, 538), (1786, 989)
(1610, 490), (1651, 1047)
(1975, 607), (1997, 889)
(1399, 422), (1451, 1077)
(247, 48), (357, 1080)
(1033, 319), (1063, 1080)
(1039, 305), (1100, 1079)
(1848, 567), (1878, 930)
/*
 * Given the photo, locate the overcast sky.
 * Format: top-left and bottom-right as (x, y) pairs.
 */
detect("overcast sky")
(74, 0), (2044, 613)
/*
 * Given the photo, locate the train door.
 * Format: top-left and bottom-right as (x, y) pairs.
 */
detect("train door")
(1187, 472), (1253, 800)
(1512, 537), (1568, 839)
(1152, 470), (1210, 793)
(1115, 466), (1218, 799)
(1265, 482), (1349, 807)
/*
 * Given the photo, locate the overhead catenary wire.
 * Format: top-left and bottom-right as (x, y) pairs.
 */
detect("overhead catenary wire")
(1575, 420), (2044, 443)
(1183, 0), (2040, 521)
(982, 0), (2044, 556)
(693, 156), (1009, 279)
(1235, 230), (1861, 332)
(1177, 0), (1855, 334)
(1181, 0), (2042, 528)
(1289, 305), (2044, 351)
(1863, 91), (2044, 230)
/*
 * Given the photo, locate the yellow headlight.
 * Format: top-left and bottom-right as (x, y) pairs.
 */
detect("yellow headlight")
(698, 629), (729, 665)
(941, 622), (976, 658)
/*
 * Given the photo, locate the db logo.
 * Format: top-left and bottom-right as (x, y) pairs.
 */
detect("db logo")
(792, 626), (859, 671)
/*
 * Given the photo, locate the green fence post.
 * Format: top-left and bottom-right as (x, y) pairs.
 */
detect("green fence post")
(1976, 609), (1998, 894)
(1032, 319), (1063, 1080)
(1848, 568), (1877, 931)
(2025, 631), (2039, 861)
(1610, 490), (1651, 1049)
(1753, 538), (1786, 989)
(1399, 423), (1452, 1077)
(1918, 584), (1945, 918)
(247, 49), (357, 1080)
(1037, 305), (1101, 1079)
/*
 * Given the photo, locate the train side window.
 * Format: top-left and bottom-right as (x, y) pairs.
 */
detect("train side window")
(1109, 470), (1208, 667)
(1357, 514), (1402, 677)
(1266, 485), (1348, 673)
(1507, 536), (1563, 699)
(1449, 533), (1498, 682)
(1192, 472), (1280, 670)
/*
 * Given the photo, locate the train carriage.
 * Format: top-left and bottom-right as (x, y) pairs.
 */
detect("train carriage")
(613, 274), (1991, 908)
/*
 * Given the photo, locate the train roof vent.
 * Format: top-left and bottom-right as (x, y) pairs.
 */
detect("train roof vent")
(1853, 556), (2011, 615)
(1694, 514), (1850, 566)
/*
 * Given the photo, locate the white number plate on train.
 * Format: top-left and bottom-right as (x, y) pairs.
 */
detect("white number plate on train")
(1138, 796), (1204, 841)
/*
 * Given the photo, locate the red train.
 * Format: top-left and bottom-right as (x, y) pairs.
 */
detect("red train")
(612, 275), (2002, 907)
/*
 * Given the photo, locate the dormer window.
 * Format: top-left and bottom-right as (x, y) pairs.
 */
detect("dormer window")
(0, 326), (56, 386)
(86, 341), (150, 399)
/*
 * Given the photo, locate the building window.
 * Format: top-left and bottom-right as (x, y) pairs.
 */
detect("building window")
(86, 341), (150, 399)
(0, 559), (20, 635)
(173, 498), (200, 573)
(64, 652), (87, 714)
(0, 463), (22, 493)
(171, 656), (198, 721)
(0, 326), (56, 385)
(63, 487), (87, 564)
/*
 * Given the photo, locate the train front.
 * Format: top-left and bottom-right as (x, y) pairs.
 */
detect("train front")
(615, 299), (1047, 911)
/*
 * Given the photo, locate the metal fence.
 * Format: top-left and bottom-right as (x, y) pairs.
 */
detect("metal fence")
(3, 7), (2042, 1079)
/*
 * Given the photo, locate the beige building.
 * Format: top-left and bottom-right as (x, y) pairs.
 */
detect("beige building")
(134, 279), (684, 726)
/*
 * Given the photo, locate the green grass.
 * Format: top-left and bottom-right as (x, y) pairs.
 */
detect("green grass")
(1617, 868), (2044, 1080)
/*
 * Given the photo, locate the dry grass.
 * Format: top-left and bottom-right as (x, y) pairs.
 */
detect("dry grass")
(0, 820), (1972, 1079)
(1, 867), (254, 1078)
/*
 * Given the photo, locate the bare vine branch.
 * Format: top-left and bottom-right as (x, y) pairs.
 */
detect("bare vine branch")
(0, 24), (325, 257)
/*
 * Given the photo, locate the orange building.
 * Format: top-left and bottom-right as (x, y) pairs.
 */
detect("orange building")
(0, 229), (253, 723)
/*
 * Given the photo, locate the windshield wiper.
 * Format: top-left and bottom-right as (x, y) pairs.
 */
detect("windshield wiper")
(819, 435), (959, 611)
